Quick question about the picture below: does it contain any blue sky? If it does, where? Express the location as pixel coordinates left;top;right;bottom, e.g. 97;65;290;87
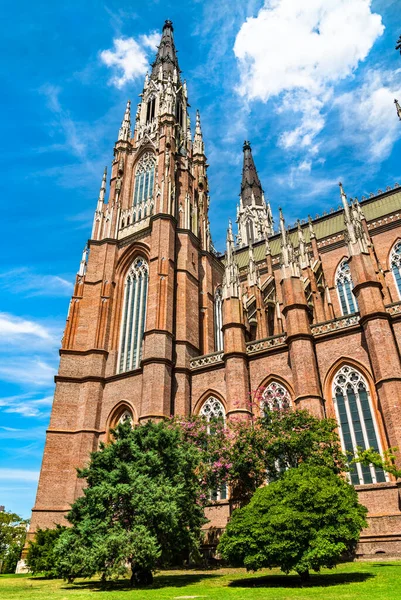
1;0;400;518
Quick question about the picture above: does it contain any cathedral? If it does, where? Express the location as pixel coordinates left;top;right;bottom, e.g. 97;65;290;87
29;20;401;557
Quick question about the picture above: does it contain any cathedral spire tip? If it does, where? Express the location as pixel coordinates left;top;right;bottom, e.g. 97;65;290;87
151;19;179;81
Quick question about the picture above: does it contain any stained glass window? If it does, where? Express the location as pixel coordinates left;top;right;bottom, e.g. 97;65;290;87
333;365;386;485
336;260;358;315
390;241;401;298
118;257;149;373
133;152;156;207
214;287;224;352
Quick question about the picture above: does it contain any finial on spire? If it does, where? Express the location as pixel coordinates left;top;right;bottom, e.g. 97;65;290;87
99;166;107;203
395;99;401;121
308;215;316;239
118;100;131;142
78;246;88;277
339;181;352;226
279;207;286;241
243;140;251;152
223;219;241;299
193;109;205;155
163;19;174;31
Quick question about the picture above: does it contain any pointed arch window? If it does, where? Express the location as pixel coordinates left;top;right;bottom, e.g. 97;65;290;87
261;381;291;413
118;257;149;373
335;260;358;315
133;152;156;207
390;241;401;298
333;365;387;486
214;287;224;352
200;397;227;501
146;97;156;123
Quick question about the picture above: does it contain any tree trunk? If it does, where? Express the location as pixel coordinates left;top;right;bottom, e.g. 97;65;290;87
130;565;153;587
298;570;310;582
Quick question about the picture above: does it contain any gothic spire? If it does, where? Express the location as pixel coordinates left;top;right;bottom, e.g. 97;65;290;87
223;220;241;299
248;241;259;287
308;215;316;239
77;246;88;277
97;167;107;210
279;208;298;276
118;100;131;141
237;141;273;246
297;219;308;267
193;109;205;155
241;140;263;206
339;182;369;255
151;20;180;81
395;99;401;121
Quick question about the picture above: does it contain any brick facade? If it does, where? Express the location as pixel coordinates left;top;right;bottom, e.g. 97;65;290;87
27;20;401;559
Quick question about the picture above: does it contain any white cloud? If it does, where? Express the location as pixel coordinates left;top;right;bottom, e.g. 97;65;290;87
0;313;53;341
0;358;56;387
0;469;39;482
40;85;86;158
0;314;59;391
0;393;53;417
234;0;384;151
335;69;401;163
0;268;73;298
100;33;158;88
140;31;159;51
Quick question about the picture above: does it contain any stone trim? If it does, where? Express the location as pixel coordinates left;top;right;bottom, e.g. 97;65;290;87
311;314;360;336
387;301;401;316
246;334;287;355
190;351;224;370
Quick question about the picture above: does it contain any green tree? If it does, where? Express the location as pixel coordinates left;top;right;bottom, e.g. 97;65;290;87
54;420;206;585
26;525;66;577
226;408;347;505
0;509;28;573
218;464;367;581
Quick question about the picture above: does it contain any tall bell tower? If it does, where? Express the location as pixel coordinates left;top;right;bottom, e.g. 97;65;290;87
28;20;223;539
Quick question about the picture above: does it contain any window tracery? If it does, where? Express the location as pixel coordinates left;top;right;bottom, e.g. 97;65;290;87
332;365;386;485
133;152;156;207
200;396;225;423
390;241;401;298
214;287;224;352
335;260;358;316
200;397;227;501
262;381;291;412
118;256;149;373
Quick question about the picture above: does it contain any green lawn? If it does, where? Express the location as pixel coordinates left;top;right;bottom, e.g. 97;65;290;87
2;561;401;599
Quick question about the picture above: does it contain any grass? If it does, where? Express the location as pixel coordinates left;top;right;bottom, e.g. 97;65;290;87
2;561;401;599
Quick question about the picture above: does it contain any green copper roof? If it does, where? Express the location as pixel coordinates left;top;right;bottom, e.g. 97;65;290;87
231;187;401;269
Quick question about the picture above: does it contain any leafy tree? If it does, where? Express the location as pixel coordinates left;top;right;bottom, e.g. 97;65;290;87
0;509;28;573
226;408;347;505
26;525;66;577
218;464;367;581
354;446;401;479
54;420;207;585
396;35;401;55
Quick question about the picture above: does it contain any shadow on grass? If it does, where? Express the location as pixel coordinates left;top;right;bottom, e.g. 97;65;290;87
63;573;220;592
229;571;375;588
370;563;401;567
